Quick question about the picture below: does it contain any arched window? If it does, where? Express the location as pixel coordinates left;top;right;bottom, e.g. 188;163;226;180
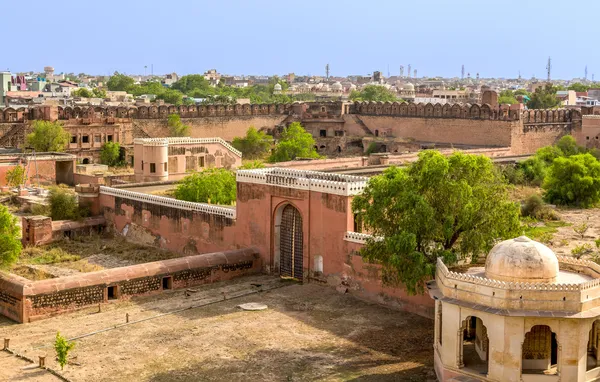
522;325;558;376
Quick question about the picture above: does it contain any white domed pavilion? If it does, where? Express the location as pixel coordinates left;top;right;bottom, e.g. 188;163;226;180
429;236;600;381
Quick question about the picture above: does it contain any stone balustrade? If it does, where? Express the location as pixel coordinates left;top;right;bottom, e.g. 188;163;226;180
99;186;236;219
133;137;242;158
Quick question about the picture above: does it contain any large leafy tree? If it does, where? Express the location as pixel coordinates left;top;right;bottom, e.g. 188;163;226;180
26;121;70;152
527;83;561;109
172;75;211;94
0;204;22;269
543;153;600;207
268;122;320;162
174;168;236;205
156;89;184;105
232;127;272;159
167;114;190;137
352;151;521;294
106;72;135;91
498;90;518;105
349;85;399;102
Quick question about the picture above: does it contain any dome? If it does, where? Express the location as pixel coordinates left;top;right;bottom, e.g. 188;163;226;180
404;82;415;90
484;236;559;283
274;83;282;91
331;82;343;91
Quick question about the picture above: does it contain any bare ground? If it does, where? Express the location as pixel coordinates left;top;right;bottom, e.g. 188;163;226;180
0;275;434;382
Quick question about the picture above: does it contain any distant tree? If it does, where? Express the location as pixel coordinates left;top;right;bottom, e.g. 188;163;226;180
514;89;531;97
106;72;135;91
268;122;320;162
100;142;122;166
54;332;75;371
5;165;25;187
352;151;521;294
129;81;165;97
92;87;107;98
26;121;70;152
568;82;589;92
349;85;398;102
167;114;190;137
527;84;561;109
172;75;211;94
71;88;93;98
0;204;22;269
232;127;272;159
156;89;184;105
498;89;518;105
238;160;265;169
543;153;600;207
174;168;236;205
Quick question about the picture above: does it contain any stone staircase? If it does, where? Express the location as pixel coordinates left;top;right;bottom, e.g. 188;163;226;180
0;124;26;148
351;115;373;136
132;122;151;139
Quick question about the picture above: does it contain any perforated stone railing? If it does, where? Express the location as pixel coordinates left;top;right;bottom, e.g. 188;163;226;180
133;137;242;158
99;186;236;219
343;231;373;244
236;168;369;196
437;256;600;292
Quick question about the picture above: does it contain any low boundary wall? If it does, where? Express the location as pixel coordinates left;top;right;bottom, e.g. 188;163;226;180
1;247;260;323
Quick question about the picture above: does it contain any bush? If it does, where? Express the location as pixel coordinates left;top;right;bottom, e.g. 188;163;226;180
25;120;70;152
167;114;190;137
573;222;590;239
100;142;122;166
54;332;75;370
521;194;559;220
5;165;26;187
543;153;600;207
499;164;526;185
239;160;265;169
48;186;89;221
268;122;320;163
174;168;236;205
232;127;272;159
31;203;50;216
0;204;22;268
572;243;594;259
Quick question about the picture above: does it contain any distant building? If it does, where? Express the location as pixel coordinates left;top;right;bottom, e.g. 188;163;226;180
0;71;12;104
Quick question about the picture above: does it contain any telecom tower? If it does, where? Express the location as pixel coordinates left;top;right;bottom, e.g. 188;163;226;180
400;65;404;77
585;65;588;81
546;57;552;81
413;69;417;78
461;64;465;80
407;64;411;78
476;72;479;80
325;64;330;81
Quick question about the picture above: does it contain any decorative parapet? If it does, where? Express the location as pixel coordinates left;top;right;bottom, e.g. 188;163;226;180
236;168;369;196
436;256;600;292
99;186;236;219
344;231;373;244
133;137;242;158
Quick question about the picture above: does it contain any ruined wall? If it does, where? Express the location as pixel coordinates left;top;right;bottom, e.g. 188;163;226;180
15;248;260;322
99;189;237;255
350;115;516;147
134;115;286;141
0;274;26;323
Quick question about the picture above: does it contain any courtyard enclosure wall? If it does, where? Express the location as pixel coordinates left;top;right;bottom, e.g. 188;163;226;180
3;248;259;323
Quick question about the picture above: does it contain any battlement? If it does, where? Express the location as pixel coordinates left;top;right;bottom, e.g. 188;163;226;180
236;168;369;196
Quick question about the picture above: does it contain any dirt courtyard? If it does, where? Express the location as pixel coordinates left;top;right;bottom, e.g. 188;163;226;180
0;275;434;382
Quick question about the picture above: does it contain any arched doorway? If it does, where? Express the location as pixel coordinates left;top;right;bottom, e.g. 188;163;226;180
460;316;489;376
279;204;303;280
522;325;558;376
82;158;90;164
588;320;600;371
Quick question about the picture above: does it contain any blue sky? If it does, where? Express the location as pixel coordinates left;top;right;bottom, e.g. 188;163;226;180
5;0;598;79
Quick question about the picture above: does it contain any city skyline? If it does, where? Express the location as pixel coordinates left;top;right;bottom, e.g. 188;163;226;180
3;0;599;80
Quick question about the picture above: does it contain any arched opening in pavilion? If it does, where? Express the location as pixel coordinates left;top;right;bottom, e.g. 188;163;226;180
461;316;489;376
587;320;600;372
522;325;558;376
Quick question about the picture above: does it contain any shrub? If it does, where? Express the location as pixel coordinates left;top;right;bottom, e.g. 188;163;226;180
572;243;594;259
239;160;265;169
0;204;22;268
31;203;50;216
48;186;88;221
174;168;236;205
232;127;272;159
54;332;75;370
167;114;190;137
5;165;26;187
268;122;320;162
365;142;379;155
100;142;122;166
573;222;590;239
521;194;559;220
26;120;70;152
499;164;525;185
543;153;600;207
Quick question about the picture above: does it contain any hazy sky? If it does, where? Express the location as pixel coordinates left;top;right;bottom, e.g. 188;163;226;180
5;0;598;79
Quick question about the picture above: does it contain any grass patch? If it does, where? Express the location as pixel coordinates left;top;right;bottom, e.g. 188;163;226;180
21;247;81;264
522;220;570;241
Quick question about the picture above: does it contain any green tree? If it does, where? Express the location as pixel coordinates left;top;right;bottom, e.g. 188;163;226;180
352;151;521;294
71;88;93;98
92;87;107;98
26;121;70;152
100;142;122;166
0;204;22;269
268;122;320;162
239;160;265;169
543;153;600;207
232;127;272;159
527;84;561;109
48;186;87;221
5;165;26;187
106;72;134;91
172;75;211;94
54;332;75;371
514;89;531;97
349;85;399;102
498;90;518;105
174;168;236;205
167;114;190;137
156;89;184;105
568;82;589;92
